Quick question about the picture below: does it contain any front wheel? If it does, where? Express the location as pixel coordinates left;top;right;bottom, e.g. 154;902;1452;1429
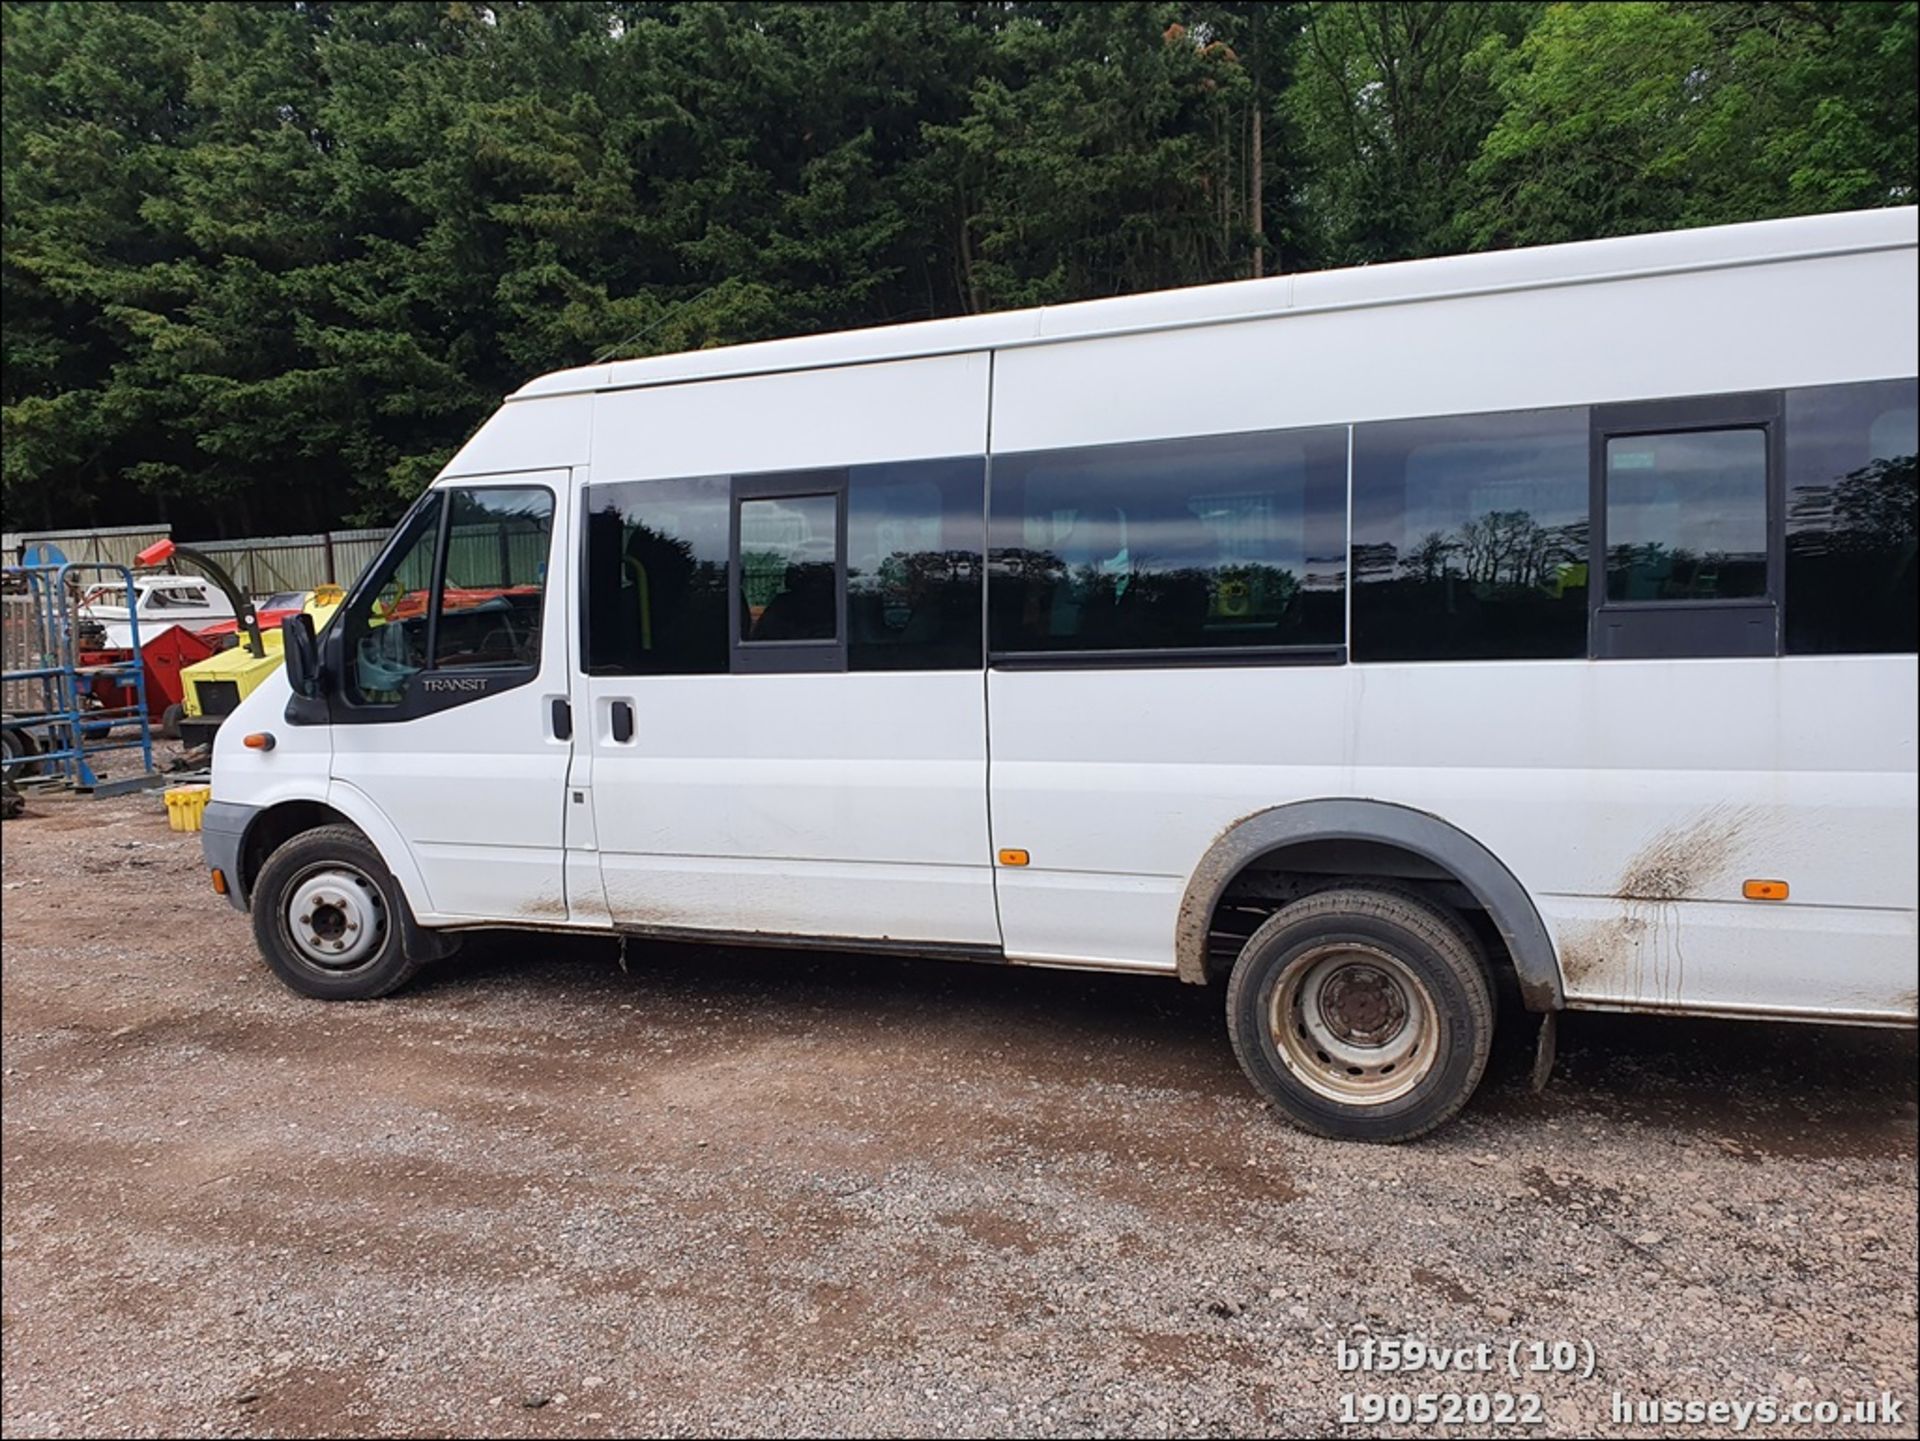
251;824;425;1000
1226;886;1494;1143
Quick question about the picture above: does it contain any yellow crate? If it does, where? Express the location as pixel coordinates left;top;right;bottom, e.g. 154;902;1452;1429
165;785;211;833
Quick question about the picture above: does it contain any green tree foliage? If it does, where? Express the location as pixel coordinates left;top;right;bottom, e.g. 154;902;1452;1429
2;1;1913;534
1288;2;1539;260
1467;1;1918;245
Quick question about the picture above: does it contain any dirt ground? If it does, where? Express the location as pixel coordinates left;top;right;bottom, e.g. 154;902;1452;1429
2;786;1916;1440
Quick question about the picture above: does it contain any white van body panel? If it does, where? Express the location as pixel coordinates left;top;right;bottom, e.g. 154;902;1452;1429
987;656;1918;1017
443;392;594;478
991;248;1918;454
585;671;997;945
590;350;993;479
208;666;334;815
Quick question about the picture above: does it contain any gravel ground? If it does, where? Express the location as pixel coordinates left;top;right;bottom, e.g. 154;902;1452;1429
2;785;1916;1439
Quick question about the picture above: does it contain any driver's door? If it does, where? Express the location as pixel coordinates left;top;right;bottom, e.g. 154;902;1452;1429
326;473;573;921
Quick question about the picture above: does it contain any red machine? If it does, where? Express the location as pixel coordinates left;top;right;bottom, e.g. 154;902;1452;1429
76;624;220;726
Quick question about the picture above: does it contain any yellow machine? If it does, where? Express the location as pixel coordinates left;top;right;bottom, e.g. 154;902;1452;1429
176;587;343;749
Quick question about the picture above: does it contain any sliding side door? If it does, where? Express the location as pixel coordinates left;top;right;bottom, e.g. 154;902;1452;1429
576;354;1000;950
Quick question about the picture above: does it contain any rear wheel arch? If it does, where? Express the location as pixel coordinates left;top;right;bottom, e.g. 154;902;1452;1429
1175;799;1565;1011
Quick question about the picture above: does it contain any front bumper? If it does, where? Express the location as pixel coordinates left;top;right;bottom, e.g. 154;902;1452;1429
199;799;258;912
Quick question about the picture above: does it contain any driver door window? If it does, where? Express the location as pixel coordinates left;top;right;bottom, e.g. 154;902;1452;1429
433;489;554;670
345;494;443;704
343;487;554;706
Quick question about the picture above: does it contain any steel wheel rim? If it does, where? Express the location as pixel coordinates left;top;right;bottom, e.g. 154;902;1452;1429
1270;943;1438;1105
285;865;386;970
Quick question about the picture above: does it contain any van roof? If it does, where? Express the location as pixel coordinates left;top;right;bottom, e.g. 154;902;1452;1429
509;206;1917;403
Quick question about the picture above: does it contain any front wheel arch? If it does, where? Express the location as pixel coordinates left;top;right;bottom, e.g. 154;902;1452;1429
239;801;457;966
240;799;352;902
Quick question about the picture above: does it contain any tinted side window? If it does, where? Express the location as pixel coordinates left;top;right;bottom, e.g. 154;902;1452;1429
1785;379;1919;655
989;427;1348;654
433;488;553;669
739;493;840;642
1352;408;1589;662
848;457;983;670
583;477;729;675
1603;429;1768;602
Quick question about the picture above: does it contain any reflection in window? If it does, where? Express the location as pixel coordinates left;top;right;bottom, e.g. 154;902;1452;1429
740;494;838;642
431;488;553;669
345;493;442;704
583;476;730;675
586;464;984;675
1785;380;1918;655
848;458;983;670
989;427;1348;653
1352;408;1589;661
1604;429;1767;602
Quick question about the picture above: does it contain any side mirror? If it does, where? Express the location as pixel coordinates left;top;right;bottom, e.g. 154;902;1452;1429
282;612;322;698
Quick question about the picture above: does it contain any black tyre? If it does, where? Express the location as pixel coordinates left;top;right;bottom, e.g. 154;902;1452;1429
158;703;183;741
1;726;39;779
1226;886;1494;1143
250;823;425;1000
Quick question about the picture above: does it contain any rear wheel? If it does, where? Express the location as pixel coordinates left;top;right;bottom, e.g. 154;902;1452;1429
1226;886;1494;1143
251;824;425;1000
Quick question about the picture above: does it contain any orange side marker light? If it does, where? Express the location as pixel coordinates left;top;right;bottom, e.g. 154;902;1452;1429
210;868;229;896
1742;879;1789;901
243;732;275;751
998;848;1030;867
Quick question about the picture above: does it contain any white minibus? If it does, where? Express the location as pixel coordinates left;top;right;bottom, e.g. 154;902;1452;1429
203;207;1919;1141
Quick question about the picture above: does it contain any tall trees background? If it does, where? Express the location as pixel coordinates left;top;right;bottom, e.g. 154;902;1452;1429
3;1;1913;534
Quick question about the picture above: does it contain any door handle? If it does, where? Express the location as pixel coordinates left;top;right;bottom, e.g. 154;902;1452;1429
550;696;572;740
610;699;634;744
